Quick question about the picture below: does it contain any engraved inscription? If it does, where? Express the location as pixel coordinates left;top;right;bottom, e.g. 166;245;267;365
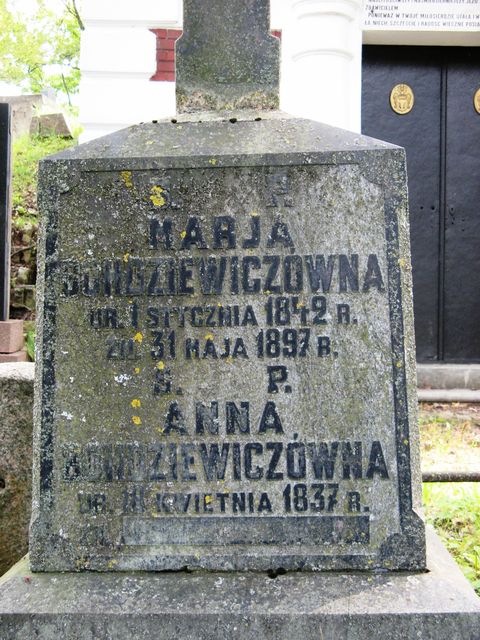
37;163;409;570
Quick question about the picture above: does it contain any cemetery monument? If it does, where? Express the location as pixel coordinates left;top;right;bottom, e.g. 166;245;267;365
0;0;479;637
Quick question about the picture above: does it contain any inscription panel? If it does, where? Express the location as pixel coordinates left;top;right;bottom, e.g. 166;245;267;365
364;0;480;31
32;161;419;571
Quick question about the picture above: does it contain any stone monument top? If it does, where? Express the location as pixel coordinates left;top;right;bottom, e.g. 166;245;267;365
28;0;426;574
176;0;280;112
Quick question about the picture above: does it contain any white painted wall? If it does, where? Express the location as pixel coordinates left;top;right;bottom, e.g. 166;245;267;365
79;0;478;142
280;0;363;132
79;0;366;141
79;0;181;141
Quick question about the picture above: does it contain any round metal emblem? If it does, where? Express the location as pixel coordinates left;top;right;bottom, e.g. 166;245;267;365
390;84;414;115
474;88;480;115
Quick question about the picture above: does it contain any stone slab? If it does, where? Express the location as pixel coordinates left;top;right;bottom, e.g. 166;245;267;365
0;320;24;354
31;112;424;572
417;363;480;391
0;528;478;639
0;350;28;363
0;362;35;381
0;362;34;576
30;113;73;139
418;389;480;403
0;95;56;140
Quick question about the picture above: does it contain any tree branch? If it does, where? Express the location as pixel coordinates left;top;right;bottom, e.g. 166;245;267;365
67;0;85;31
61;72;72;105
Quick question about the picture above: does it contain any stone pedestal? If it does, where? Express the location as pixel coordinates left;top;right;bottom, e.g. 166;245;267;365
0;320;26;363
0;529;478;639
0;363;35;576
0;350;28;363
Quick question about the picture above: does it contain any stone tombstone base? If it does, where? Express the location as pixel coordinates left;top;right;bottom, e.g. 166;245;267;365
0;363;35;576
0;320;24;354
0;350;28;363
0;529;478;639
0;321;27;363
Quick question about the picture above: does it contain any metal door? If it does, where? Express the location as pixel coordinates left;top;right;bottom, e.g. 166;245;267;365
0;103;11;322
362;46;480;363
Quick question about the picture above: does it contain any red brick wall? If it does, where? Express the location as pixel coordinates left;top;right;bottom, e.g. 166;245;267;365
151;29;281;82
150;29;182;81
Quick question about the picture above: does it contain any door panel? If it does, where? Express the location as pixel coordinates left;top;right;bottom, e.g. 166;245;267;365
444;52;480;361
362;47;442;362
362;46;480;363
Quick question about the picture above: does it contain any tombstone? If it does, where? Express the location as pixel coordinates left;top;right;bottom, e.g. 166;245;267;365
0;103;26;363
0;1;479;637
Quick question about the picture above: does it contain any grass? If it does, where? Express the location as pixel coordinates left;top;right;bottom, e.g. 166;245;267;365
12;133;77;223
423;483;480;594
419;404;480;594
10;132;78;330
419;406;479;473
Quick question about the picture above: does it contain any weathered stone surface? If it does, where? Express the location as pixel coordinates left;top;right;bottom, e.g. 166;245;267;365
417;363;480;390
30;113;73;139
0;320;24;354
31;112;424;572
1;529;479;639
176;0;280;112
0;350;28;363
0;95;56;140
0;363;34;575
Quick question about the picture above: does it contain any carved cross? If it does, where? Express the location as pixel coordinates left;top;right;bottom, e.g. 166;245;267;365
176;0;280;113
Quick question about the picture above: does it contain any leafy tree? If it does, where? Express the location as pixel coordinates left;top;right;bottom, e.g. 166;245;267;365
0;0;83;104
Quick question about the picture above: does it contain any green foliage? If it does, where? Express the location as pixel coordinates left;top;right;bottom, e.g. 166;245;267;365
10;133;78;320
423;483;480;594
0;0;81;101
25;328;35;361
12;132;77;219
419;409;479;471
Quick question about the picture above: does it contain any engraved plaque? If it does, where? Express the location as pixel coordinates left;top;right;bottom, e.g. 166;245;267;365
474;87;480;115
390;84;414;115
31;116;425;571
